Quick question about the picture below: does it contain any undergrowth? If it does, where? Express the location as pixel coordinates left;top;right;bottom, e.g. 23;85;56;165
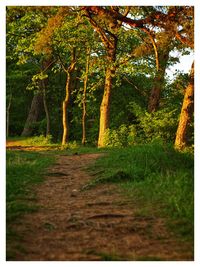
20;135;53;146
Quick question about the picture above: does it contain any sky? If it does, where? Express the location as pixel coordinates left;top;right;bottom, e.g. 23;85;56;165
166;52;194;80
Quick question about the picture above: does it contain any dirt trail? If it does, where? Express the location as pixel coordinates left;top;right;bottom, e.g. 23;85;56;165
8;152;193;261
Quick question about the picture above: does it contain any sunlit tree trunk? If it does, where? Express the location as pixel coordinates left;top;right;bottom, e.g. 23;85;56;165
21;92;43;137
175;62;194;150
62;75;71;145
83;7;119;147
82;48;90;145
98;51;117;147
61;48;76;146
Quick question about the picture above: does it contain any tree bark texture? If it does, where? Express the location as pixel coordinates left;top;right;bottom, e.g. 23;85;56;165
42;79;50;136
148;49;170;113
61;48;76;146
21;93;43;137
82;48;90;145
62;74;72;145
175;62;194;150
98;60;116;147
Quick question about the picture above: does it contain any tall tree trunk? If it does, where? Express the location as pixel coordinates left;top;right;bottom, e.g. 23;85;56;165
175;62;194;150
84;8;119;147
61;48;76;146
42;80;50;136
148;50;169;113
62;74;71;145
98;54;116;147
82;48;90;145
6;94;12;138
21;93;43;137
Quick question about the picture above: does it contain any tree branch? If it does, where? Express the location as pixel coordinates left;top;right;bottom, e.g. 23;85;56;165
175;32;194;49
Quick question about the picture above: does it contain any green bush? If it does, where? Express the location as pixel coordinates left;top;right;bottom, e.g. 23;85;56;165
129;102;178;143
103;124;136;148
22;135;52;146
61;140;79;150
103;104;179;148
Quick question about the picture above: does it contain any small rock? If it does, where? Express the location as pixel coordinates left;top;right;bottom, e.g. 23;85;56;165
71;189;78;197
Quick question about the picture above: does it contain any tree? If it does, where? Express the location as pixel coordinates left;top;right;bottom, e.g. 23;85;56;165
172;7;194;149
59;48;76;145
81;47;91;145
175;62;194;150
83;7;131;147
6;6;194;149
89;6;192;115
6;7;56;137
21;93;43;136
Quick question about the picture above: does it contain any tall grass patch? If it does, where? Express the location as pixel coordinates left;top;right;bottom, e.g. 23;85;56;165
6;151;54;222
91;143;194;237
6;151;54;259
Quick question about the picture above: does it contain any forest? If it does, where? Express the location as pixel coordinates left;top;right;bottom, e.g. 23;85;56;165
6;6;194;261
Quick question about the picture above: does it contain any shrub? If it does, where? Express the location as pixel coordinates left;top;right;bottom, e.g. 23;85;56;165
61;141;79;150
129;102;178;144
103;124;137;147
23;135;52;146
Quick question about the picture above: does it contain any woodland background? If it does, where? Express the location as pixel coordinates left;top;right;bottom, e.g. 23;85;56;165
6;6;194;150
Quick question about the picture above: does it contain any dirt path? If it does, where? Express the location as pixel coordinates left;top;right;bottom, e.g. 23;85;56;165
9;153;193;261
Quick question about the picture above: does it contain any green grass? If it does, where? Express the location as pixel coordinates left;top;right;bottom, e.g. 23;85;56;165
6;150;55;259
88;143;194;239
7;135;58;147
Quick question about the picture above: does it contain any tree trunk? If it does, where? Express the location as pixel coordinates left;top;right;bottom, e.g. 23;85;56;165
83;8;118;147
61;49;76;146
62;74;71;145
98;59;116;147
42;80;50;136
175;62;194;150
21;93;43;137
82;48;90;145
6;94;12;138
148;49;170;113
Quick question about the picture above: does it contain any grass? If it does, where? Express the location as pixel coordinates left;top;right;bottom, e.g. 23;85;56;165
88;143;194;240
7;135;56;146
6;150;55;259
7;136;107;153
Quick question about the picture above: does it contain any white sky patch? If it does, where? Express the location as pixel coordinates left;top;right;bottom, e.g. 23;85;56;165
166;52;194;80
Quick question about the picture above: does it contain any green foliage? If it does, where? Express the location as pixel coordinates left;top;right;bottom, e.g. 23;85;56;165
90;144;194;230
22;135;53;146
103;124;136;147
61;140;79;150
129;103;179;143
103;103;178;147
6;63;38;135
6;6;194;149
26;72;48;91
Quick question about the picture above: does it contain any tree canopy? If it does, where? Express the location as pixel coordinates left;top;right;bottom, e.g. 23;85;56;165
6;6;194;150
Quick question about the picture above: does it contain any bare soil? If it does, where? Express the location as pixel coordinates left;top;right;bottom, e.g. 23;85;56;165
7;148;193;261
